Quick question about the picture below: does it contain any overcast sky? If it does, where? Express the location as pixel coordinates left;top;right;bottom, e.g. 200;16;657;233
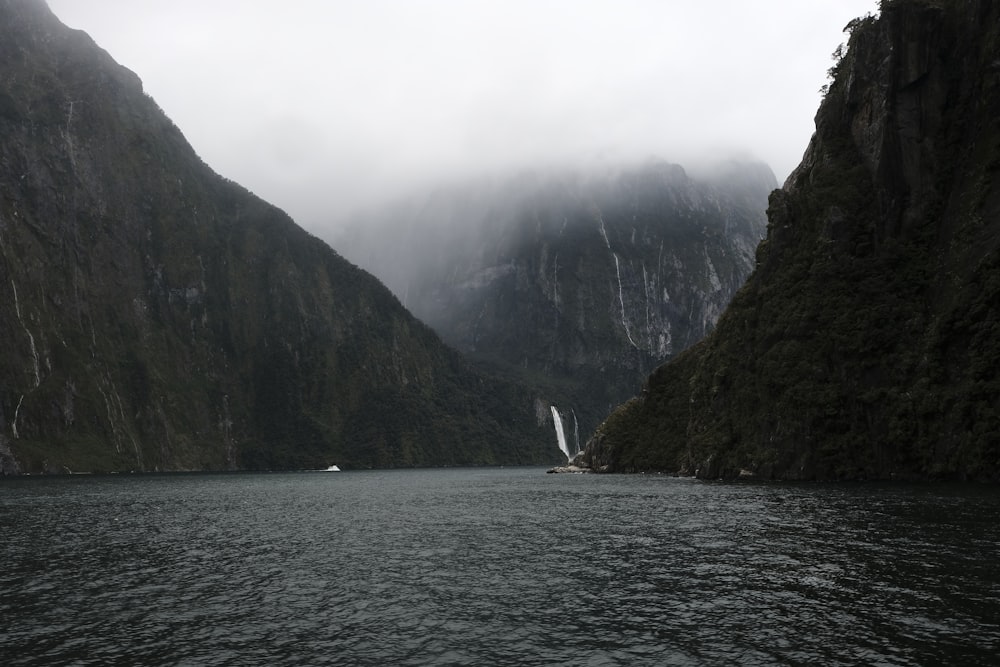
47;0;878;233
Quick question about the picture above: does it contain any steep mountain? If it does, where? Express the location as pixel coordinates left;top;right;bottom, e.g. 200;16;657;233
0;0;556;474
579;0;1000;480
335;162;774;450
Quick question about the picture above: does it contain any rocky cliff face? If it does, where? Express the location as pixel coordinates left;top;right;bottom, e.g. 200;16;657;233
0;0;555;473
335;162;773;446
580;0;1000;480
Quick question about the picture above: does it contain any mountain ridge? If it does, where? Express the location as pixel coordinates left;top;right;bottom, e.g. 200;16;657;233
335;159;774;446
0;0;556;473
578;0;1000;480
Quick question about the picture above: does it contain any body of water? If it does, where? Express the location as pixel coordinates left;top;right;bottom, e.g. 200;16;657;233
2;468;998;665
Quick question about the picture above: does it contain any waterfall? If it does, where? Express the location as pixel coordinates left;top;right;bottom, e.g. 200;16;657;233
11;280;41;388
550;406;572;462
572;409;580;455
598;215;611;249
614;254;639;349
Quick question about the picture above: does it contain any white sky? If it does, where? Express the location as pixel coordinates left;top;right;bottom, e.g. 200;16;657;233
46;0;878;233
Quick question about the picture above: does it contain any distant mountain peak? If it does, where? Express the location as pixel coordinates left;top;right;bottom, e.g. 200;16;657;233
335;160;775;442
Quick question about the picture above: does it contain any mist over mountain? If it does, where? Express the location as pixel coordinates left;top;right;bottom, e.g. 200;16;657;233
44;1;879;235
579;0;1000;480
0;0;557;473
335;160;775;444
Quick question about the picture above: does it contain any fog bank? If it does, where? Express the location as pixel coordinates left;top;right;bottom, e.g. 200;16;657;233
47;0;878;234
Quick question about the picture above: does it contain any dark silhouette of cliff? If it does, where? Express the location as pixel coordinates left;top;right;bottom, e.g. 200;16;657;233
581;0;1000;480
0;0;555;473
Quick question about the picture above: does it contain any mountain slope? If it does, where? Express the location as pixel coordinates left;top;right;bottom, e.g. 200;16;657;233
336;162;773;447
579;0;1000;480
0;0;554;473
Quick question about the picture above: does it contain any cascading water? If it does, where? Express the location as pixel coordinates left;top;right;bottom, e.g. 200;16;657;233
572;409;580;455
550;406;573;462
613;254;639;349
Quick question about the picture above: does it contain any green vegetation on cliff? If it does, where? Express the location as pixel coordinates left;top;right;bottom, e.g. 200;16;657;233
0;0;555;473
581;0;1000;480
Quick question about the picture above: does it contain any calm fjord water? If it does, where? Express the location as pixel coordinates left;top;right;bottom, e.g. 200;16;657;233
2;468;998;666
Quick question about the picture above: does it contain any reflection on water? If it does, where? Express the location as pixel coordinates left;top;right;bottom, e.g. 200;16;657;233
2;469;999;665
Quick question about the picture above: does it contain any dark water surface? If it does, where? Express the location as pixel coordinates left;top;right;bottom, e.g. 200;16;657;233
2;468;999;665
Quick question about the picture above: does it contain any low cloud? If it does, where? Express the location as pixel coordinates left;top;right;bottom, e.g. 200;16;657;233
48;0;878;234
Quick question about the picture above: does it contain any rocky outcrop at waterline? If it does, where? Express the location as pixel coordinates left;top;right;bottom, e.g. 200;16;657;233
546;464;590;474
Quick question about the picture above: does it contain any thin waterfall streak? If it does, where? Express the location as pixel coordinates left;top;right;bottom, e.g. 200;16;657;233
598;216;611;249
11;280;41;388
614;254;639;349
642;262;651;345
12;394;24;439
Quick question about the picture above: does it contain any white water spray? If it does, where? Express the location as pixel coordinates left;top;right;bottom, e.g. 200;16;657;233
572;409;580;455
550;406;573;462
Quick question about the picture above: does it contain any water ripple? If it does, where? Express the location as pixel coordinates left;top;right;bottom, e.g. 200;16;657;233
2;471;999;665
